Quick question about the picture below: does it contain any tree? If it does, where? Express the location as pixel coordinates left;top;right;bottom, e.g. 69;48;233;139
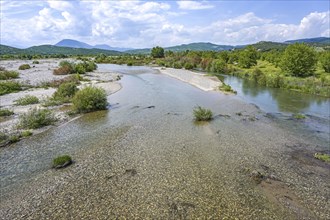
280;43;317;77
238;46;258;68
319;51;330;73
151;46;165;58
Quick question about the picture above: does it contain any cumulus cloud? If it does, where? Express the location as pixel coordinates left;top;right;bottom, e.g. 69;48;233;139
0;0;329;48
177;1;214;10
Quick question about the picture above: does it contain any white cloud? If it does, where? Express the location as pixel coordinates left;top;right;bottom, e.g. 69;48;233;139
0;0;329;48
177;1;214;10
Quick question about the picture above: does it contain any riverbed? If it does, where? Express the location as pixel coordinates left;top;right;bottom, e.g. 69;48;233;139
0;64;329;219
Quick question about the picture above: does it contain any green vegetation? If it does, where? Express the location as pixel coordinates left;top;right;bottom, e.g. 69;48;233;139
32;60;40;64
53;60;97;75
0;70;19;80
314;153;330;163
319;51;330;73
14;95;39;105
40;74;81;88
18;108;57;129
292;113;306;119
239;45;258;68
44;82;79;106
18;64;31;70
72;86;108;113
0;132;9;146
280;43;317;77
21;130;33;137
219;83;237;94
193;106;213;121
9;135;20;143
151;46;165;58
0;81;22;95
53;155;73;168
0;109;14;116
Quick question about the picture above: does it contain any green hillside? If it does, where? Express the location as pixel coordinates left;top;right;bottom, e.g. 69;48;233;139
0;45;123;56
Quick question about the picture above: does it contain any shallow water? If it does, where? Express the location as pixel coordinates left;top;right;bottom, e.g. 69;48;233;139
1;65;329;219
222;75;330;119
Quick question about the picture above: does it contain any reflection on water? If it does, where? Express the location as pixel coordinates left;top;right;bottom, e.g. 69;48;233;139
223;75;330;118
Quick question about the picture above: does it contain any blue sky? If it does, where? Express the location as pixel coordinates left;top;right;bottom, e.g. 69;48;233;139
0;0;329;48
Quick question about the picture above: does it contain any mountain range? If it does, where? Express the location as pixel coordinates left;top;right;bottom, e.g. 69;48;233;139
0;37;329;56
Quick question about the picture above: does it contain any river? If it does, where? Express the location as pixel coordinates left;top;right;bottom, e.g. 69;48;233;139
1;64;329;219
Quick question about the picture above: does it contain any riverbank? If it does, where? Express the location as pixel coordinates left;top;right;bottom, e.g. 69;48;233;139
0;59;122;145
154;67;222;91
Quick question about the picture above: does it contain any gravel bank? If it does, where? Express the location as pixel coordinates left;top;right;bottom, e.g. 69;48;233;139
155;67;222;91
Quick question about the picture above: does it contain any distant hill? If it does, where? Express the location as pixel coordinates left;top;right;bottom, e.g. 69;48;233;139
285;37;330;44
0;44;123;56
55;39;132;52
127;42;235;54
250;41;288;51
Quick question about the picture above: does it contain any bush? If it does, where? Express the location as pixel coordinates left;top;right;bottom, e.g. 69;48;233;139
53;82;78;101
72;86;108;113
0;109;14;116
193;106;213;121
219;83;237;94
0;70;19;80
18;64;31;70
41;74;81;88
21;130;33;137
18;108;57;129
14;95;39;105
292;113;306;119
184;63;194;70
0;81;22;95
32;60;40;64
53;65;73;75
319;52;330;73
53;155;72;168
314;153;330;163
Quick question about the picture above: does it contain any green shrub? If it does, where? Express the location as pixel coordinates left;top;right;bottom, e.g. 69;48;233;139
15;95;39;105
184;63;194;70
292;113;306;119
72;86;108;113
314;153;330;163
53;82;78;101
0;132;8;146
0;81;22;95
32;60;40;64
0;109;14;116
193;106;213;121
9;135;20;143
21;130;33;137
219;83;237;94
53;65;73;75
18;64;31;70
0;70;19;80
319;52;330;73
18;108;57;129
53;155;72;168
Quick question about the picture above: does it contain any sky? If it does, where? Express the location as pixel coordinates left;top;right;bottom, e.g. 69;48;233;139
0;0;329;48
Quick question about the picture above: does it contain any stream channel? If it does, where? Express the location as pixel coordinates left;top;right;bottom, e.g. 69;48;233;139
1;64;329;219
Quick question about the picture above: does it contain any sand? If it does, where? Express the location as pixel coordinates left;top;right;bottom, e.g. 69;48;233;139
154;67;222;91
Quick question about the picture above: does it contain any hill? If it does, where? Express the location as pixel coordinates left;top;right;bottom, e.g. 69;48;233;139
285;37;330;44
250;41;288;51
55;39;132;52
0;44;123;56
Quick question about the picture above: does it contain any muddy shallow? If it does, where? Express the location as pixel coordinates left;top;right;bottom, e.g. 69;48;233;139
0;65;329;219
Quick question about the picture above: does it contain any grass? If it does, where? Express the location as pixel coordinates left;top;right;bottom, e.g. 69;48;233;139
18;64;31;70
219;83;237;94
0;70;19;80
21;130;33;137
18;108;57;129
314;153;330;163
14;95;39;105
225;60;330;97
0;109;14;116
72;86;108;113
193;106;213;121
292;113;306;119
53;155;72;168
0;81;22;95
